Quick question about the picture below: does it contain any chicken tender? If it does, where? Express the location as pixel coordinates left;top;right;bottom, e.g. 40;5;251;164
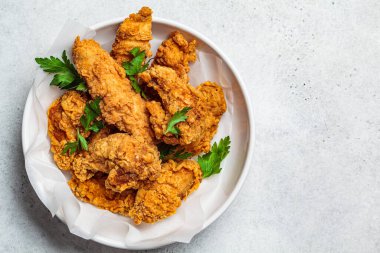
47;91;89;170
141;65;227;154
68;173;136;216
141;65;200;146
183;81;227;154
129;159;202;224
111;7;153;65
71;127;113;181
153;31;196;75
72;37;153;142
140;32;226;154
73;133;161;192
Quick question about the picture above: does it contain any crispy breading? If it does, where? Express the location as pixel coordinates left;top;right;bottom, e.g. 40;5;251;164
47;91;89;170
92;133;161;192
140;32;226;154
72;132;161;191
68;173;136;216
129;159;202;224
72;38;162;191
141;65;201;146
183;81;227;154
71;127;113;181
141;65;227;154
153;31;196;75
111;7;153;65
72;37;153;142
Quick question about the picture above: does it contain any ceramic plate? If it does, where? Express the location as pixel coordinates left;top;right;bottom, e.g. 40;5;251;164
22;17;254;249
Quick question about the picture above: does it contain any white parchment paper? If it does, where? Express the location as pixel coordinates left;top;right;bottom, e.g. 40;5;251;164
23;20;234;248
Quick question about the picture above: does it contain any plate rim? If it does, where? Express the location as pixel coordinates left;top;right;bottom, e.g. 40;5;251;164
22;16;255;250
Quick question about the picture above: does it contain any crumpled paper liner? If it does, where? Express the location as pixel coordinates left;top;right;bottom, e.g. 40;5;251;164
23;20;233;248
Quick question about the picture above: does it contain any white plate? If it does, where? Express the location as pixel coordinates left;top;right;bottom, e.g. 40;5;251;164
22;17;255;250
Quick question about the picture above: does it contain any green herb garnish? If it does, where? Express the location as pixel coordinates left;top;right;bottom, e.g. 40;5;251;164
80;97;104;133
158;143;193;161
122;47;150;99
61;129;88;155
35;50;87;91
164;107;192;137
197;136;231;178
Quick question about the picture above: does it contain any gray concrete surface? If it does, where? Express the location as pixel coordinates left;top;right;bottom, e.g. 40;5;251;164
1;0;380;252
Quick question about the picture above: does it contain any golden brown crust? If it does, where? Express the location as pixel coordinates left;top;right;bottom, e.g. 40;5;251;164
92;133;161;192
153;31;196;75
68;173;136;216
71;127;113;181
141;65;201;146
72;37;153;143
141;65;227;154
72;132;161;192
111;7;153;65
140;32;226;154
47;91;89;170
183;81;227;154
129;159;202;224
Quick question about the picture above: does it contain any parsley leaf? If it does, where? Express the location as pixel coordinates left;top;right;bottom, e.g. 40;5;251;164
123;50;145;76
130;76;147;99
158;143;174;160
130;47;140;57
197;136;231;178
77;129;88;151
61;141;78;156
158;143;193;161
164;107;192;137
122;47;150;98
173;150;193;160
88;120;104;133
35;50;87;91
61;129;88;156
80;97;104;133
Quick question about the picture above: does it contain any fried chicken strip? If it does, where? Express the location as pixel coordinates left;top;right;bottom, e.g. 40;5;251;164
152;31;196;75
73;132;161;192
71;127;113;181
141;66;226;154
129;159;202;224
141;65;201;146
184;81;227;154
72;37;153;142
140;31;226;154
47;91;90;170
72;38;162;190
68;173;136;216
111;7;153;65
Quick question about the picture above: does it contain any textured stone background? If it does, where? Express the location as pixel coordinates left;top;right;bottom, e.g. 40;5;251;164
1;0;380;252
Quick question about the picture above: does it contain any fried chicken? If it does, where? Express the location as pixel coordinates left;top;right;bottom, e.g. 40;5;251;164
45;9;229;225
72;38;162;190
68;172;136;216
183;81;227;154
152;31;196;75
140;31;226;154
142;65;200;146
72;37;153;142
47;91;90;170
71;127;113;181
111;7;153;65
70;159;201;223
92;133;160;192
129;159;202;224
